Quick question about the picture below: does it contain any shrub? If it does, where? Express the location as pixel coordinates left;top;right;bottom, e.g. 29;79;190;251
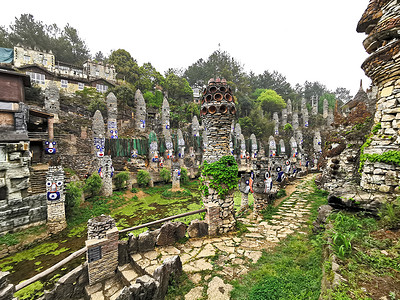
180;167;189;183
159;168;171;183
65;181;83;218
114;171;130;190
131;187;138;193
83;173;102;198
137;170;151;187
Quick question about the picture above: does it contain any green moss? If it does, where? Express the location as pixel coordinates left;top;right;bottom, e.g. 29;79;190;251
0;242;69;271
14;281;44;300
67;225;86;238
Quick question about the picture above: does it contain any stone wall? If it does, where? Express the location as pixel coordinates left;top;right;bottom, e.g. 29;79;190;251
0;142;47;235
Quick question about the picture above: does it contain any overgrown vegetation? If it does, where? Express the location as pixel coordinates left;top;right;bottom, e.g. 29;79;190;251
137;170;151;187
114;171;130;190
199;156;238;198
83;173;102;198
159;168;171;183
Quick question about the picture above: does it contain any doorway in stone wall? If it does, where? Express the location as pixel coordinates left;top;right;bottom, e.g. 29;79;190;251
30;141;43;163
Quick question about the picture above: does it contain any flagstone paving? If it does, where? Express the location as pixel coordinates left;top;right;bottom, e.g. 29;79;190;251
89;174;316;299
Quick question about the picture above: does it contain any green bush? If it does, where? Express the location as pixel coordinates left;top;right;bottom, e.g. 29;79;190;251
159;168;171;183
180;167;189;183
65;181;83;218
131;187;138;193
114;171;130;190
83;173;102;198
137;170;151;187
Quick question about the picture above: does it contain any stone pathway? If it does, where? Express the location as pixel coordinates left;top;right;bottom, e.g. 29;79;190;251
87;174;315;299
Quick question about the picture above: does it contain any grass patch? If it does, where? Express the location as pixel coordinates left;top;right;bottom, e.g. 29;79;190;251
231;178;328;299
0;225;47;247
165;272;195;300
14;280;44;300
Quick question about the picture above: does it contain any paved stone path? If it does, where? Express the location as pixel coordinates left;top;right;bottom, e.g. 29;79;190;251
87;174;315;300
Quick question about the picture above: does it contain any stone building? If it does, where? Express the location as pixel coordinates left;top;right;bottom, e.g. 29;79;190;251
357;0;400;195
0;67;47;235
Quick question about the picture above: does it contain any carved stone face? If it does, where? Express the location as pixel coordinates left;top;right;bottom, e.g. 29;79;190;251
357;0;400;83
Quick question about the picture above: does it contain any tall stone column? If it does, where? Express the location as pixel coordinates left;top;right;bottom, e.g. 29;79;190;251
200;78;237;234
106;92;118;139
171;159;181;191
135;89;147;131
292;112;299;130
357;0;400;195
86;215;118;285
149;131;159;169
269;136;277;157
46;166;67;234
250;134;258;159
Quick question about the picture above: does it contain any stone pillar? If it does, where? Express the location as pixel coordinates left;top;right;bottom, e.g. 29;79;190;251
135;89;147;131
46;166;67;234
312;96;318;115
205;202;221;236
171;160;181;191
200;78;236;234
0;272;15;300
44;80;60;113
323;99;329;119
164;130;174;169
86;215;118;285
287;99;292;115
252;158;272;215
48;117;54;141
269;136;276;157
93;110;105;158
290;137;298;159
250;134;258;159
106;92;118;139
273;112;279;135
149;131;159;169
239;175;250;210
192;116;200;137
282;108;288;125
177;129;185;160
292;112;299;130
303;108;309;128
279;139;286;157
98;156;113;197
161;97;170;130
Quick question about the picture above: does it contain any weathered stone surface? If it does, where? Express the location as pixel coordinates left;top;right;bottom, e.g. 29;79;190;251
187;219;208;238
207;276;232;300
156;221;188;246
138;231;156;252
153;255;182;300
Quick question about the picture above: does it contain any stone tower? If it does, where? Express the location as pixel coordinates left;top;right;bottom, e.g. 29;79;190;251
161;97;170;130
135;89;146;131
200;78;237;234
106;92;118;139
192;116;199;137
44;81;60;113
201;78;236;163
46;166;66;233
357;0;400;195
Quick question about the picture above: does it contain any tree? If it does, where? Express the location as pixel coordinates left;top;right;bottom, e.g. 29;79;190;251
0;26;11;47
83;173;102;198
55;24;90;64
65;181;82;218
136;62;165;92
93;51;105;62
107;84;136;107
108;49;140;84
335;87;352;104
165;69;193;103
114;171;130;190
143;90;164;108
257;89;286;114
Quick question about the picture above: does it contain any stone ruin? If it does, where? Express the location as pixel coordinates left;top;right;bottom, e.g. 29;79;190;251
106;92;118;139
200;78;236;234
44;80;60;113
46;166;67;233
135;89;146;131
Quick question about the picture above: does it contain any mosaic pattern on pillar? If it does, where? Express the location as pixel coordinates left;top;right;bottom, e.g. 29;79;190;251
45;141;56;154
46;166;64;201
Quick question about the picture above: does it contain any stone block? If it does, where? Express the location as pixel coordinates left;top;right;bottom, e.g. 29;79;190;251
187;219;208;238
379;185;391;193
138;231;156;252
156;222;187;246
127;234;138;254
381;86;394;97
8;152;21;161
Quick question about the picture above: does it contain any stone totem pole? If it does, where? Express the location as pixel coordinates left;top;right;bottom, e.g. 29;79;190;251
106;92;118;139
177;129;185;159
323;99;329;119
46;166;67;233
149;131;159;169
200;78;236;234
269;136;277;157
312;96;318;115
287;99;292;115
92;110;113;196
250;134;258;159
279;139;286;157
292;112;299;130
44;81;60;113
273;112;279;135
135;89;146;131
282;108;288;125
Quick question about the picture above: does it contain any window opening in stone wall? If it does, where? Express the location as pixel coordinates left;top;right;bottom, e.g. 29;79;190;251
78;82;85;90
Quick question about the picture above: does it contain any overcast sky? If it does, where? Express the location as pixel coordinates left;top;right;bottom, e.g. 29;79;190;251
0;0;371;96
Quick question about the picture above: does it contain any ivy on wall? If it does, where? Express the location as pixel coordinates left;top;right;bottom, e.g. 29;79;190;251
199;156;238;199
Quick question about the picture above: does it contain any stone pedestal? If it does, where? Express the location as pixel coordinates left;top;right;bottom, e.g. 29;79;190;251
205;203;221;236
86;216;118;285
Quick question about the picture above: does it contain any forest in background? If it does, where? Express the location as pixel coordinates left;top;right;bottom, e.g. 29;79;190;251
0;14;354;142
